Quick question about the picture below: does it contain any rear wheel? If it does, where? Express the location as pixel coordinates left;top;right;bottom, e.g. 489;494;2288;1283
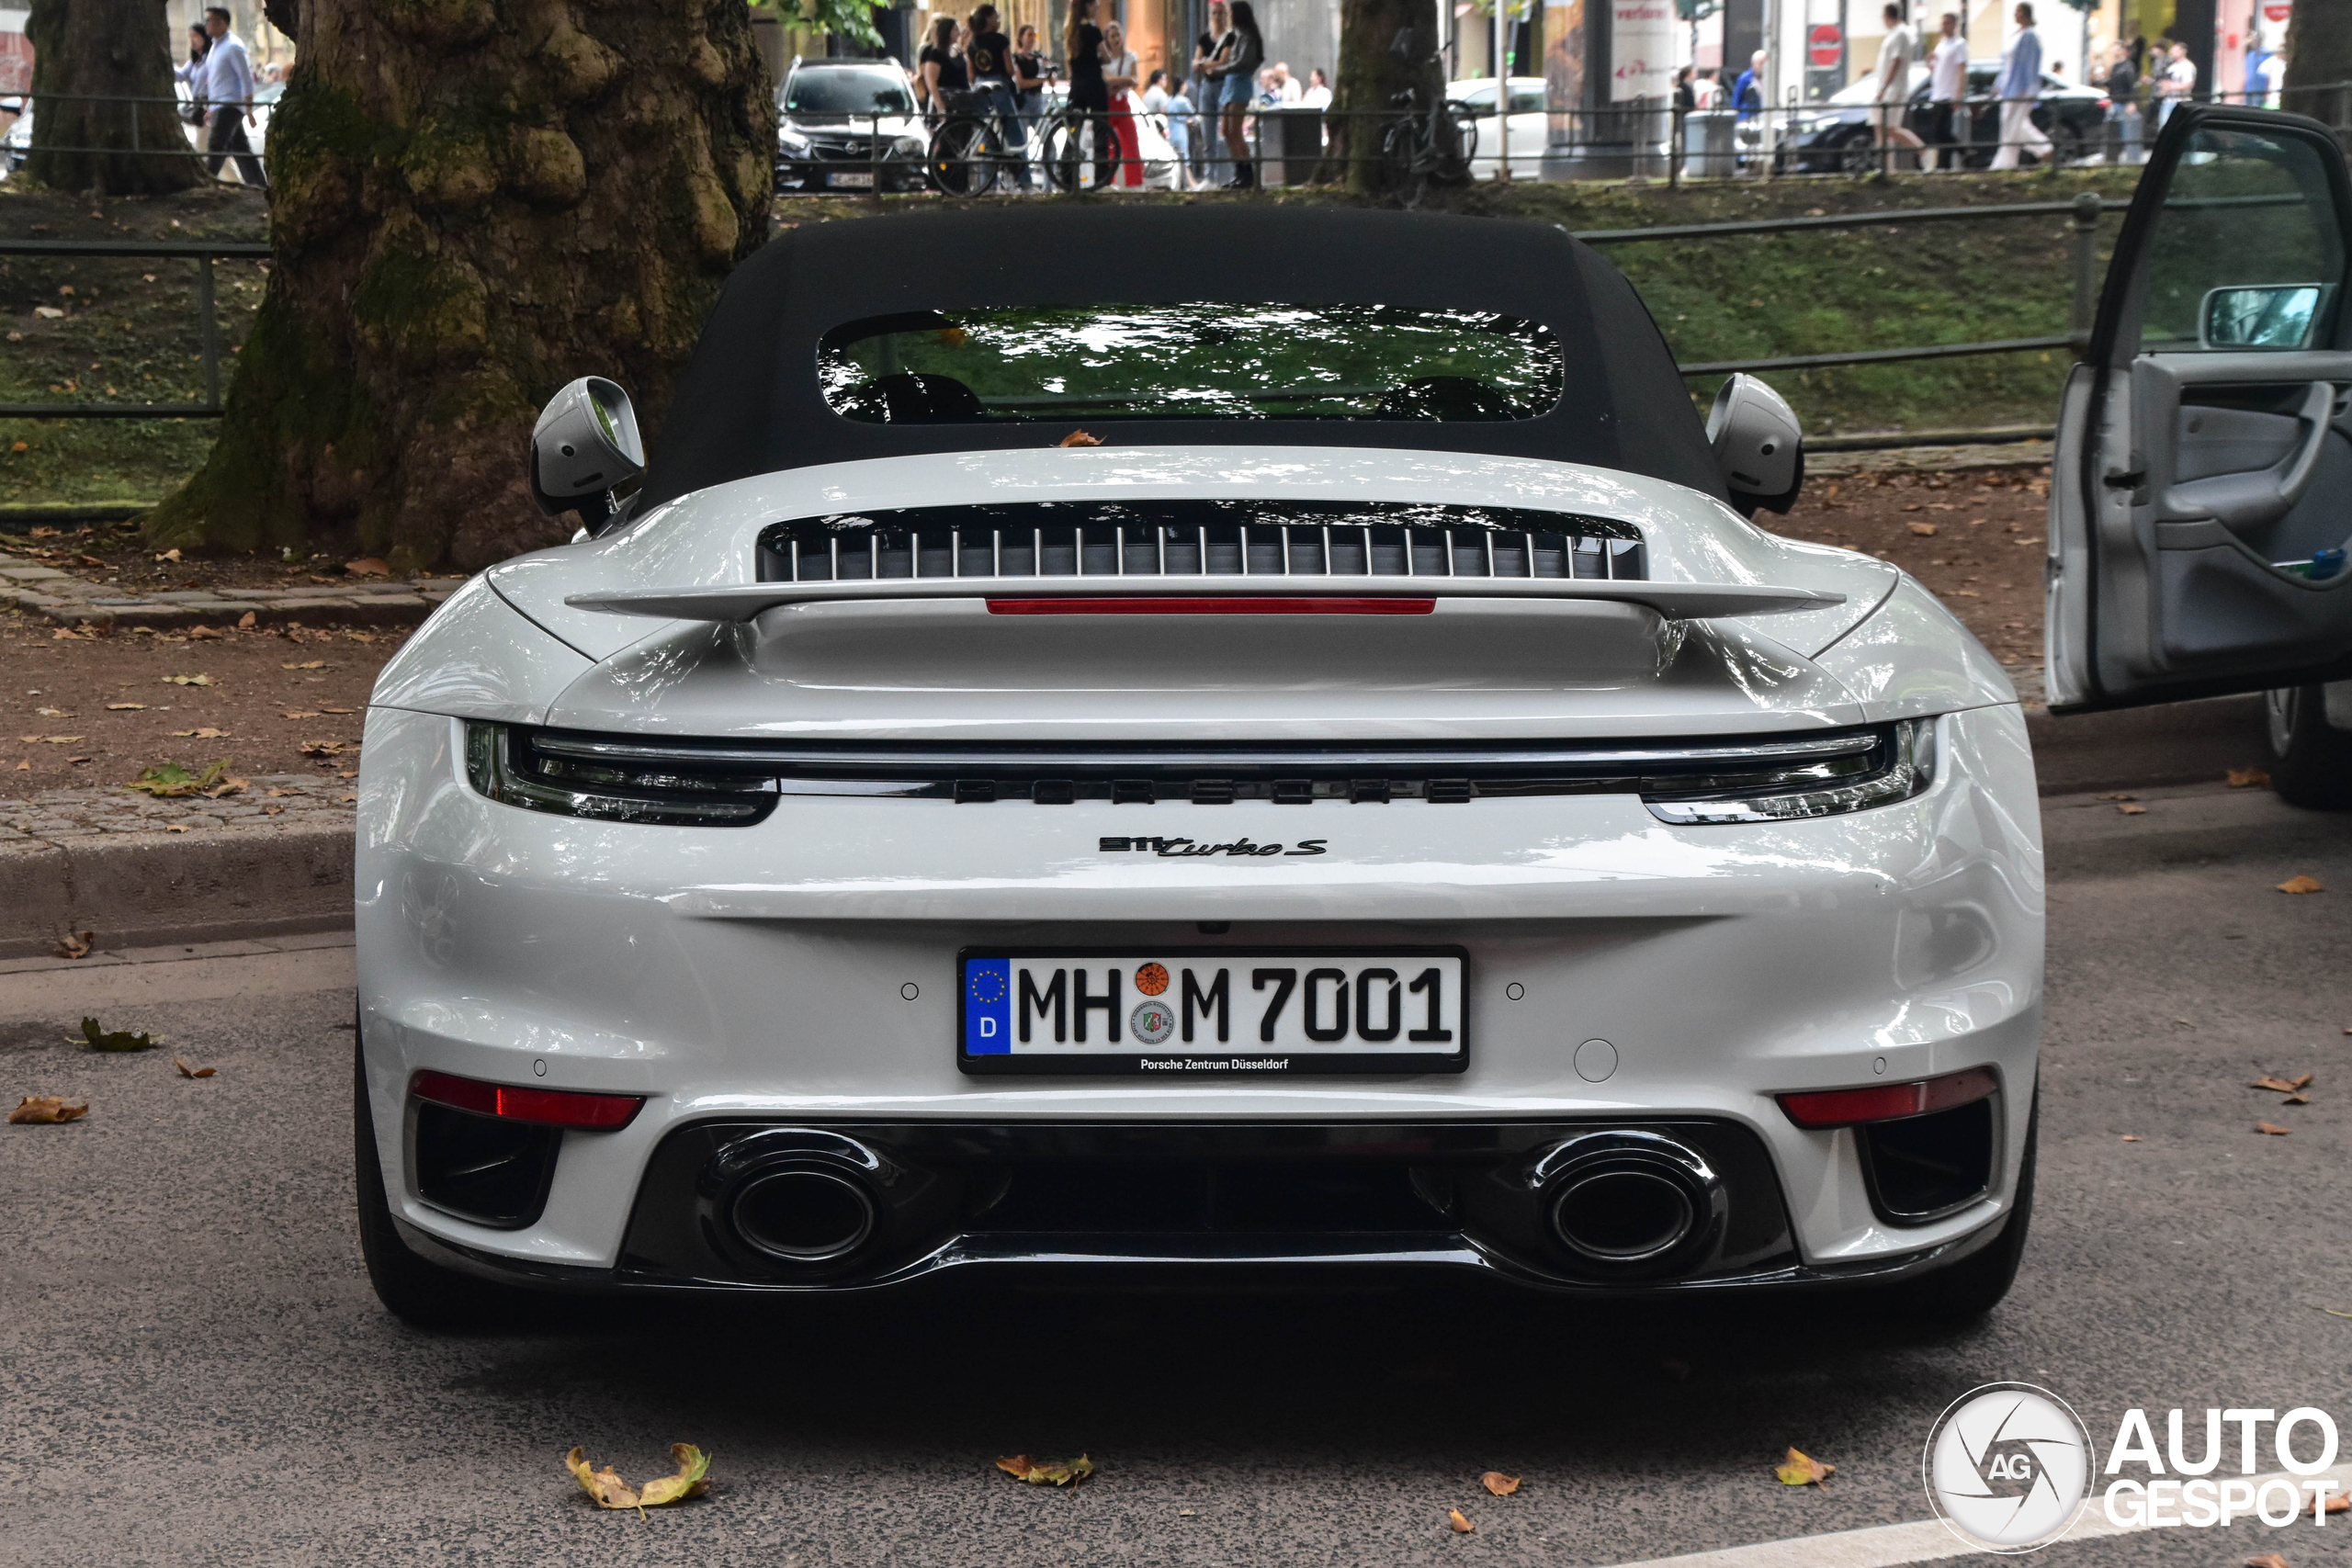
353;1019;514;1329
2265;685;2352;808
1042;113;1112;192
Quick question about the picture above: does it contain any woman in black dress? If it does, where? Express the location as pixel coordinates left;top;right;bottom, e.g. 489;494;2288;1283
1061;0;1112;187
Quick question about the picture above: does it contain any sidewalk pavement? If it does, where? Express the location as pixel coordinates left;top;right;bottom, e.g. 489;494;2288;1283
0;547;456;631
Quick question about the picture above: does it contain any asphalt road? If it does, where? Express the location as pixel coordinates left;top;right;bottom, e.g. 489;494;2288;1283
6;781;2351;1567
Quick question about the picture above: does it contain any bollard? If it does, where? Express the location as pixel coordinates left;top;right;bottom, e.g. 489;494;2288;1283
2067;189;2102;349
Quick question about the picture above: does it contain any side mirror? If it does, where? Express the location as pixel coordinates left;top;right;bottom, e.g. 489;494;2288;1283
2200;283;2326;350
1705;373;1804;517
530;377;644;532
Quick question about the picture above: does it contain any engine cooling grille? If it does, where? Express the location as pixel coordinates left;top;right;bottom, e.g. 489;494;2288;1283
755;501;1645;584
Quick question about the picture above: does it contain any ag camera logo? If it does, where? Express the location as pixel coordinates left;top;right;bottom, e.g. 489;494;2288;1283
1923;1383;2095;1552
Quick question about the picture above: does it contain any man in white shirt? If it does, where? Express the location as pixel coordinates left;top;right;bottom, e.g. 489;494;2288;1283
1873;3;1926;172
1928;10;1968;167
200;6;266;189
2155;39;2195;130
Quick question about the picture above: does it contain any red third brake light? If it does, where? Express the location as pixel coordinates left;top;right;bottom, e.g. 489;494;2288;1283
409;1069;643;1130
987;596;1436;615
1778;1066;1999;1130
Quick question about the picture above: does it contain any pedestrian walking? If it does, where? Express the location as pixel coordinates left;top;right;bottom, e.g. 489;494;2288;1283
1988;2;2048;170
1204;0;1263;186
2101;39;2141;163
199;6;265;189
175;25;211;134
967;5;1032;188
1145;69;1194;187
2154;39;2195;130
1928;11;1967;168
1063;0;1114;187
1872;3;1926;173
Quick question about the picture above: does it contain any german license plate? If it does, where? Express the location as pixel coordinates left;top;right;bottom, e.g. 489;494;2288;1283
958;950;1467;1076
828;170;876;188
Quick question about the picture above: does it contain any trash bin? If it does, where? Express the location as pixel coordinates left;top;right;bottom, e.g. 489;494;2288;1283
1255;107;1325;187
1683;109;1736;178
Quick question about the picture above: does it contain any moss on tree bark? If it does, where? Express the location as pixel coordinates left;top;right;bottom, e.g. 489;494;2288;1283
24;0;204;195
145;0;775;570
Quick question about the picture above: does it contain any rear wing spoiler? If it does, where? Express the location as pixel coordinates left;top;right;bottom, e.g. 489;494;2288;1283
563;578;1845;621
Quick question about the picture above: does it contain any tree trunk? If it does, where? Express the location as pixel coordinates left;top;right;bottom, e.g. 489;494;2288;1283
1324;0;1448;191
2281;0;2352;125
24;0;203;194
144;0;776;570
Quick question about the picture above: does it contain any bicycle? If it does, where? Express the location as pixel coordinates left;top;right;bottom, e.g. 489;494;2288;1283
928;87;1040;196
1380;28;1476;193
1039;85;1121;193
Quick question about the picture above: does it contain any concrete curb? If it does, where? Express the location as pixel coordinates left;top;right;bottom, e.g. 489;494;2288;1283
0;694;2278;960
0;818;353;960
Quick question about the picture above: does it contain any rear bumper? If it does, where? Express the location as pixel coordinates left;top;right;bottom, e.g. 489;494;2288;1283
391;1115;2014;1297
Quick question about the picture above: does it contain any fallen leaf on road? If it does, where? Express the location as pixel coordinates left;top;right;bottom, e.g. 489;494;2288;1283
2120;1134;2141;1141
2116;803;2147;816
187;626;222;641
2256;1122;2292;1136
202;776;247;799
300;739;346;757
282;660;326;670
2228;767;2272;788
2278;875;2324;895
320;706;356;715
23;735;85;744
53;930;93;959
76;1018;159;1052
1057;430;1104;447
155;547;180;562
31;305;63;319
2251;1075;2314;1093
125;760;232;798
35;707;64;717
345;558;390;577
161;674;213;686
173;1056;216;1078
1482;1472;1521;1496
169;728;231;739
281;711;320;718
236;611;255;629
2322;1307;2352;1319
1907;522;1939;536
2245;1553;2290;1568
105;703;145;711
10;1096;88;1124
565;1443;711;1512
1776;1448;1834;1486
996;1454;1095;1485
1449;1509;1476;1533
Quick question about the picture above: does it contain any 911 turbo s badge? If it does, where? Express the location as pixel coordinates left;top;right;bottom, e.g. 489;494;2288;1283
1098;836;1328;857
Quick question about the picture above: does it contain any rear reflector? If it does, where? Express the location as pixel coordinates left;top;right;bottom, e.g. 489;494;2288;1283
1778;1066;1999;1131
409;1068;643;1130
986;596;1436;615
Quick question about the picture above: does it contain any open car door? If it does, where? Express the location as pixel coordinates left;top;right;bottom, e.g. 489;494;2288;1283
2047;104;2352;717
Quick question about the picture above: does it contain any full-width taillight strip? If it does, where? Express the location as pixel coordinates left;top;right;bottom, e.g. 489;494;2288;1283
986;596;1436;615
1777;1066;1999;1130
409;1068;643;1130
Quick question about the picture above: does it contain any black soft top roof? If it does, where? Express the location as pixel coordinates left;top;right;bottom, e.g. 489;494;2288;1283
637;205;1726;511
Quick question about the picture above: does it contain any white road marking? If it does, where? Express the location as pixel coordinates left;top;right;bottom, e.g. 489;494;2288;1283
1611;1461;2352;1568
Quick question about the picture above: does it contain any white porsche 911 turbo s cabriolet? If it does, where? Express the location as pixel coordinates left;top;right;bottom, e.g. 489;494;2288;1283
355;207;2041;1326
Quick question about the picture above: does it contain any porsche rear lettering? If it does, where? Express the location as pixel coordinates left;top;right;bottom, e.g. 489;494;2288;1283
1097;836;1329;857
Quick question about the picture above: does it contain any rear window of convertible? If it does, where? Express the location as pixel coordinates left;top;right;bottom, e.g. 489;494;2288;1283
817;304;1566;424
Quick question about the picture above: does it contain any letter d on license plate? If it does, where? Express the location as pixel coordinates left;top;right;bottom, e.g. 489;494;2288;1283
957;949;1468;1076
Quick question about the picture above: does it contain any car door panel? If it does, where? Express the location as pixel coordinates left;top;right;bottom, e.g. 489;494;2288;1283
2046;104;2352;712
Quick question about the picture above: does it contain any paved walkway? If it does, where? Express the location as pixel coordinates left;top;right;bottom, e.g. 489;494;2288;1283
0;546;456;631
0;772;356;844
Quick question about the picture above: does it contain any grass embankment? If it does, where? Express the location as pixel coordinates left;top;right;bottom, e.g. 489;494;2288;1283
0;183;268;509
0;167;2139;510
